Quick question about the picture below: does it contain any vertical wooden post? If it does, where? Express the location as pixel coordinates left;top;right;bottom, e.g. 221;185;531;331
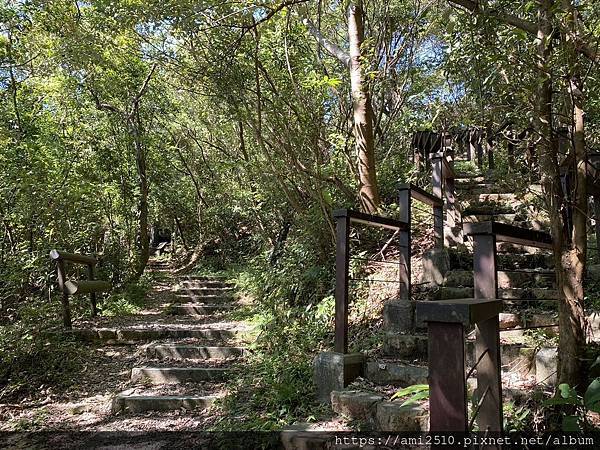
398;188;411;301
595;196;600;260
56;259;72;329
87;263;98;317
334;213;351;354
432;154;442;199
472;233;503;432
428;322;468;432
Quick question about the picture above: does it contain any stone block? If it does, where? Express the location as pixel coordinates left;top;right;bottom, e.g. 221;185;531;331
499;313;521;329
365;361;428;386
383;333;427;358
375;401;428;431
383;301;413;332
331;390;383;421
421;248;449;285
313;352;364;403
535;347;557;386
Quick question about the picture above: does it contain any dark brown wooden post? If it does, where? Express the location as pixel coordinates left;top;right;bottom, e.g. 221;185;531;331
471;230;503;433
417;299;502;434
428;321;468;431
595;196;600;260
334;211;351;354
432;154;442;200
55;258;72;329
87;263;98;317
398;187;411;300
431;154;444;249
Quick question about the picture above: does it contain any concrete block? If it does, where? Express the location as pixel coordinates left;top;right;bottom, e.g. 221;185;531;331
383;301;414;332
111;394;217;414
421;248;449;285
130;367;230;383
147;345;244;360
499;313;521;329
313;352;364;403
365;361;428;386
331;390;383;421
375;401;428;431
535;347;558;386
383;333;427;358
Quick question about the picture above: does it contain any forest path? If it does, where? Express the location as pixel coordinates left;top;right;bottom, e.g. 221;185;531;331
0;258;253;432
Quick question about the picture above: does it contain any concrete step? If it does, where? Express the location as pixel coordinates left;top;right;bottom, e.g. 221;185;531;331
455;182;506;194
382;333;427;358
365;360;428;386
111;393;218;414
172;293;235;303
131;367;230;383
330;390;428;431
70;327;242;343
444;270;555;289
175;287;234;296
166;304;235;316
178;279;235;287
145;344;244;360
434;287;558;301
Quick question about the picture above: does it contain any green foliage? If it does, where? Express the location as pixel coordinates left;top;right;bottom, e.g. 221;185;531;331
543;379;600;431
391;384;430;407
101;279;150;316
503;401;531;432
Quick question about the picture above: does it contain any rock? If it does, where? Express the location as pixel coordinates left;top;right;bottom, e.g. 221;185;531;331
501;344;535;376
365;361;428;386
313;352;364;403
383;301;414;332
535;347;558;385
330;390;383;421
421;248;449;285
499;313;521;329
280;423;333;450
383;333;427;358
375;401;428;431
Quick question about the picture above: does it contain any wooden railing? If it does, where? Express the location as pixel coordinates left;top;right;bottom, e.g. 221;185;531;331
332;209;410;354
418;221;555;433
50;250;112;328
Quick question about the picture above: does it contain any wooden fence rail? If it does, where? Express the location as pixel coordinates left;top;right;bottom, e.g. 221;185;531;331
49;249;112;328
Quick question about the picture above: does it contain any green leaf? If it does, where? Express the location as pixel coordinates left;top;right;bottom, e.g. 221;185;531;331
562;415;580;432
584;378;600;412
391;384;429;401
400;390;429;407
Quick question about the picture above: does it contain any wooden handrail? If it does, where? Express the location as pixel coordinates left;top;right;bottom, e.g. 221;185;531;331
50;249;112;328
332;209;409;231
332;209;411;354
464;221;552;249
50;249;97;265
64;280;112;295
397;183;443;207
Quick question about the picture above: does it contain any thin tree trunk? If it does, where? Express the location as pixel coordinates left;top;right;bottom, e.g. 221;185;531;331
535;0;586;387
348;1;380;213
132;111;150;277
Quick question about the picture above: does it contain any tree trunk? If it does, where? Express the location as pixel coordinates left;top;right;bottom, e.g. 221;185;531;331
348;1;380;214
132;111;150;278
535;0;586;387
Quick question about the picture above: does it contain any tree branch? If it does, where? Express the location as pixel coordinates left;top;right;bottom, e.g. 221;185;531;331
302;17;350;66
448;0;599;62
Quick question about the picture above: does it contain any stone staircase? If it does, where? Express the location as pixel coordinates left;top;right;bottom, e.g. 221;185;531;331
70;259;251;416
318;171;561;433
